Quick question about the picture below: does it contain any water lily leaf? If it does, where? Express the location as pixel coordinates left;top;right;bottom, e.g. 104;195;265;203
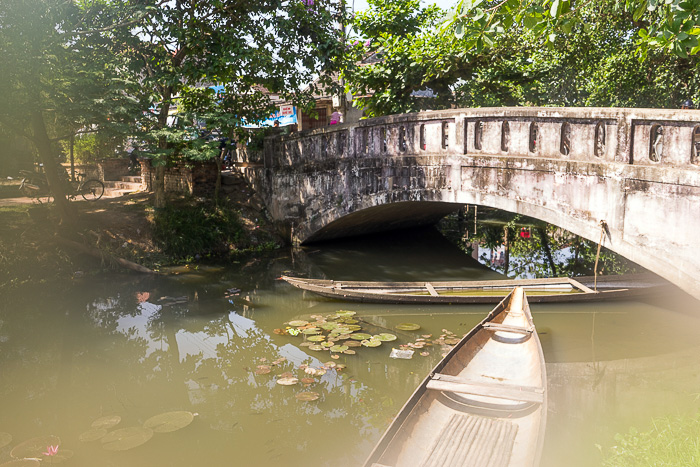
295;391;320;401
101;427;153;451
344;340;362;347
341;318;359;324
324;361;337;368
396;323;421;331
0;432;12;449
377;333;397;342
301;328;320;335
350;333;372;340
308;344;324;351
320;322;338;331
306;335;325;342
301;377;316;384
280;372;295;378
41;449;74;464
420;351;430;356
288;320;309;327
344;325;362;331
276;377;299;386
11;436;60;459
144;411;195;433
331;354;339;359
335;310;356;317
343;349;356;355
330;345;348;352
444;338;461;345
78;428;107;442
255;365;271;375
335;333;353;340
299;341;312;347
91;415;121;430
362;339;382;348
335;364;346;370
0;460;40;467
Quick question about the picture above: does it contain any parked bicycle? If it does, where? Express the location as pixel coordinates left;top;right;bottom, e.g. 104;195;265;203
19;169;105;202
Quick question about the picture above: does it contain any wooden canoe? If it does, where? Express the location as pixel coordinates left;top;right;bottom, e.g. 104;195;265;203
364;287;546;467
281;273;670;304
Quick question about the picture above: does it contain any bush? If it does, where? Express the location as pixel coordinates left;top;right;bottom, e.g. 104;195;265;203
151;199;244;259
602;414;700;466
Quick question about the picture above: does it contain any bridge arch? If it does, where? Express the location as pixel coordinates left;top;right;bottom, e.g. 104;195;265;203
238;107;700;300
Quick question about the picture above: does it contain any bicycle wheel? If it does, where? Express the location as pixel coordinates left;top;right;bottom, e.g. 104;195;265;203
80;179;105;201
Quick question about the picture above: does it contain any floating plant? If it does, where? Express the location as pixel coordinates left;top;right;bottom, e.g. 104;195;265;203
377;333;397;341
396;323;421;331
10;436;60;459
0;432;12;449
143;411;195;433
78;428;107;443
101;427;153;451
255;365;271;375
276;377;299;386
91;415;121;430
0;459;40;466
295;392;320;402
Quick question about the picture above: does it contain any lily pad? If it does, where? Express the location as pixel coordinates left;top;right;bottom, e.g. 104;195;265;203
344;325;362;331
143;411;195;433
362;339;382;348
444;338;461;345
301;328;321;335
0;432;12;449
308;344;324;351
277;377;299;386
11;436;60;459
343;349;356;355
288;320;309;327
78;428;108;442
306;335;325;342
396;323;421;331
101;427;153;451
295;391;320;401
320;322;338;331
335;310;356;317
301;377;316;384
377;333;398;341
255;365;271;375
91;415;122;430
330;345;349;352
41;449;74;464
0;460;41;467
350;333;372;340
345;340;362;347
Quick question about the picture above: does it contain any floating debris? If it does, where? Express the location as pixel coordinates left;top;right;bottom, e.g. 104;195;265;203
143;411;195;433
390;348;415;359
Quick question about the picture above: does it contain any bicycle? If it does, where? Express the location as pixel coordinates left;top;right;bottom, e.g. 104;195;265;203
19;169;105;202
68;173;105;201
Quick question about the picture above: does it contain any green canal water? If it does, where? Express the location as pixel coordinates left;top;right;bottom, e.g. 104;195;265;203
1;227;699;466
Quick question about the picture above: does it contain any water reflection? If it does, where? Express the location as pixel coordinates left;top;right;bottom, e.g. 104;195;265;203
0;226;699;466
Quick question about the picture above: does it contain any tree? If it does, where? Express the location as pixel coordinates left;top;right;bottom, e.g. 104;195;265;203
103;0;345;208
0;0;140;224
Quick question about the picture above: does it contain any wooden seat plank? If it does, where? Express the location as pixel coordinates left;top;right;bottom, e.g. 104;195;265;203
427;373;544;404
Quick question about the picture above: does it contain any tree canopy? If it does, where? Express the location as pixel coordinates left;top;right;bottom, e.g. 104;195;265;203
343;0;700;116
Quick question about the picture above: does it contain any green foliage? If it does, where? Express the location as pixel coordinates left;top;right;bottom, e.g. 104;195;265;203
151;199;245;259
602;414;700;466
60;132;124;164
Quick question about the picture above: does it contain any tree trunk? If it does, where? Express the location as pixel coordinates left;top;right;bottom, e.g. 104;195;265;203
30;111;76;225
154;89;172;209
503;226;510;276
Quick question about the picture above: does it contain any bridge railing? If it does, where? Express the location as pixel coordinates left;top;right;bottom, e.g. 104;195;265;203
264;107;700;171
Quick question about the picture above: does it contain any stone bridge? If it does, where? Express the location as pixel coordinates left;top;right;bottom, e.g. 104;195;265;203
236;107;700;300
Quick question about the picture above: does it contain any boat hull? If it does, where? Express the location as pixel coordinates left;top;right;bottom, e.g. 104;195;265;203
282;274;669;305
364;288;547;467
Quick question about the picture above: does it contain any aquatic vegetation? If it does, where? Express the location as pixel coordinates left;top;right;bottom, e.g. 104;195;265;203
143;411;196;433
101;427;154;451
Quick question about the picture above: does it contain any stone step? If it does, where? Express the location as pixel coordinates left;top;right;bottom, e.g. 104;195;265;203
121;175;141;183
104;180;142;190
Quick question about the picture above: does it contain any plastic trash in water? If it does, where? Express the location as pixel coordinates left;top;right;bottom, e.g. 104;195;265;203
390;348;414;359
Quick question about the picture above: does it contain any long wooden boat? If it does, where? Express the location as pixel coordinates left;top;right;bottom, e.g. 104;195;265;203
364;287;546;467
281;273;670;304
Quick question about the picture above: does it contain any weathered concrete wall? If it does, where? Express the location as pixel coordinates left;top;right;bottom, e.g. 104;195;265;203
239;107;700;300
141;160;218;197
